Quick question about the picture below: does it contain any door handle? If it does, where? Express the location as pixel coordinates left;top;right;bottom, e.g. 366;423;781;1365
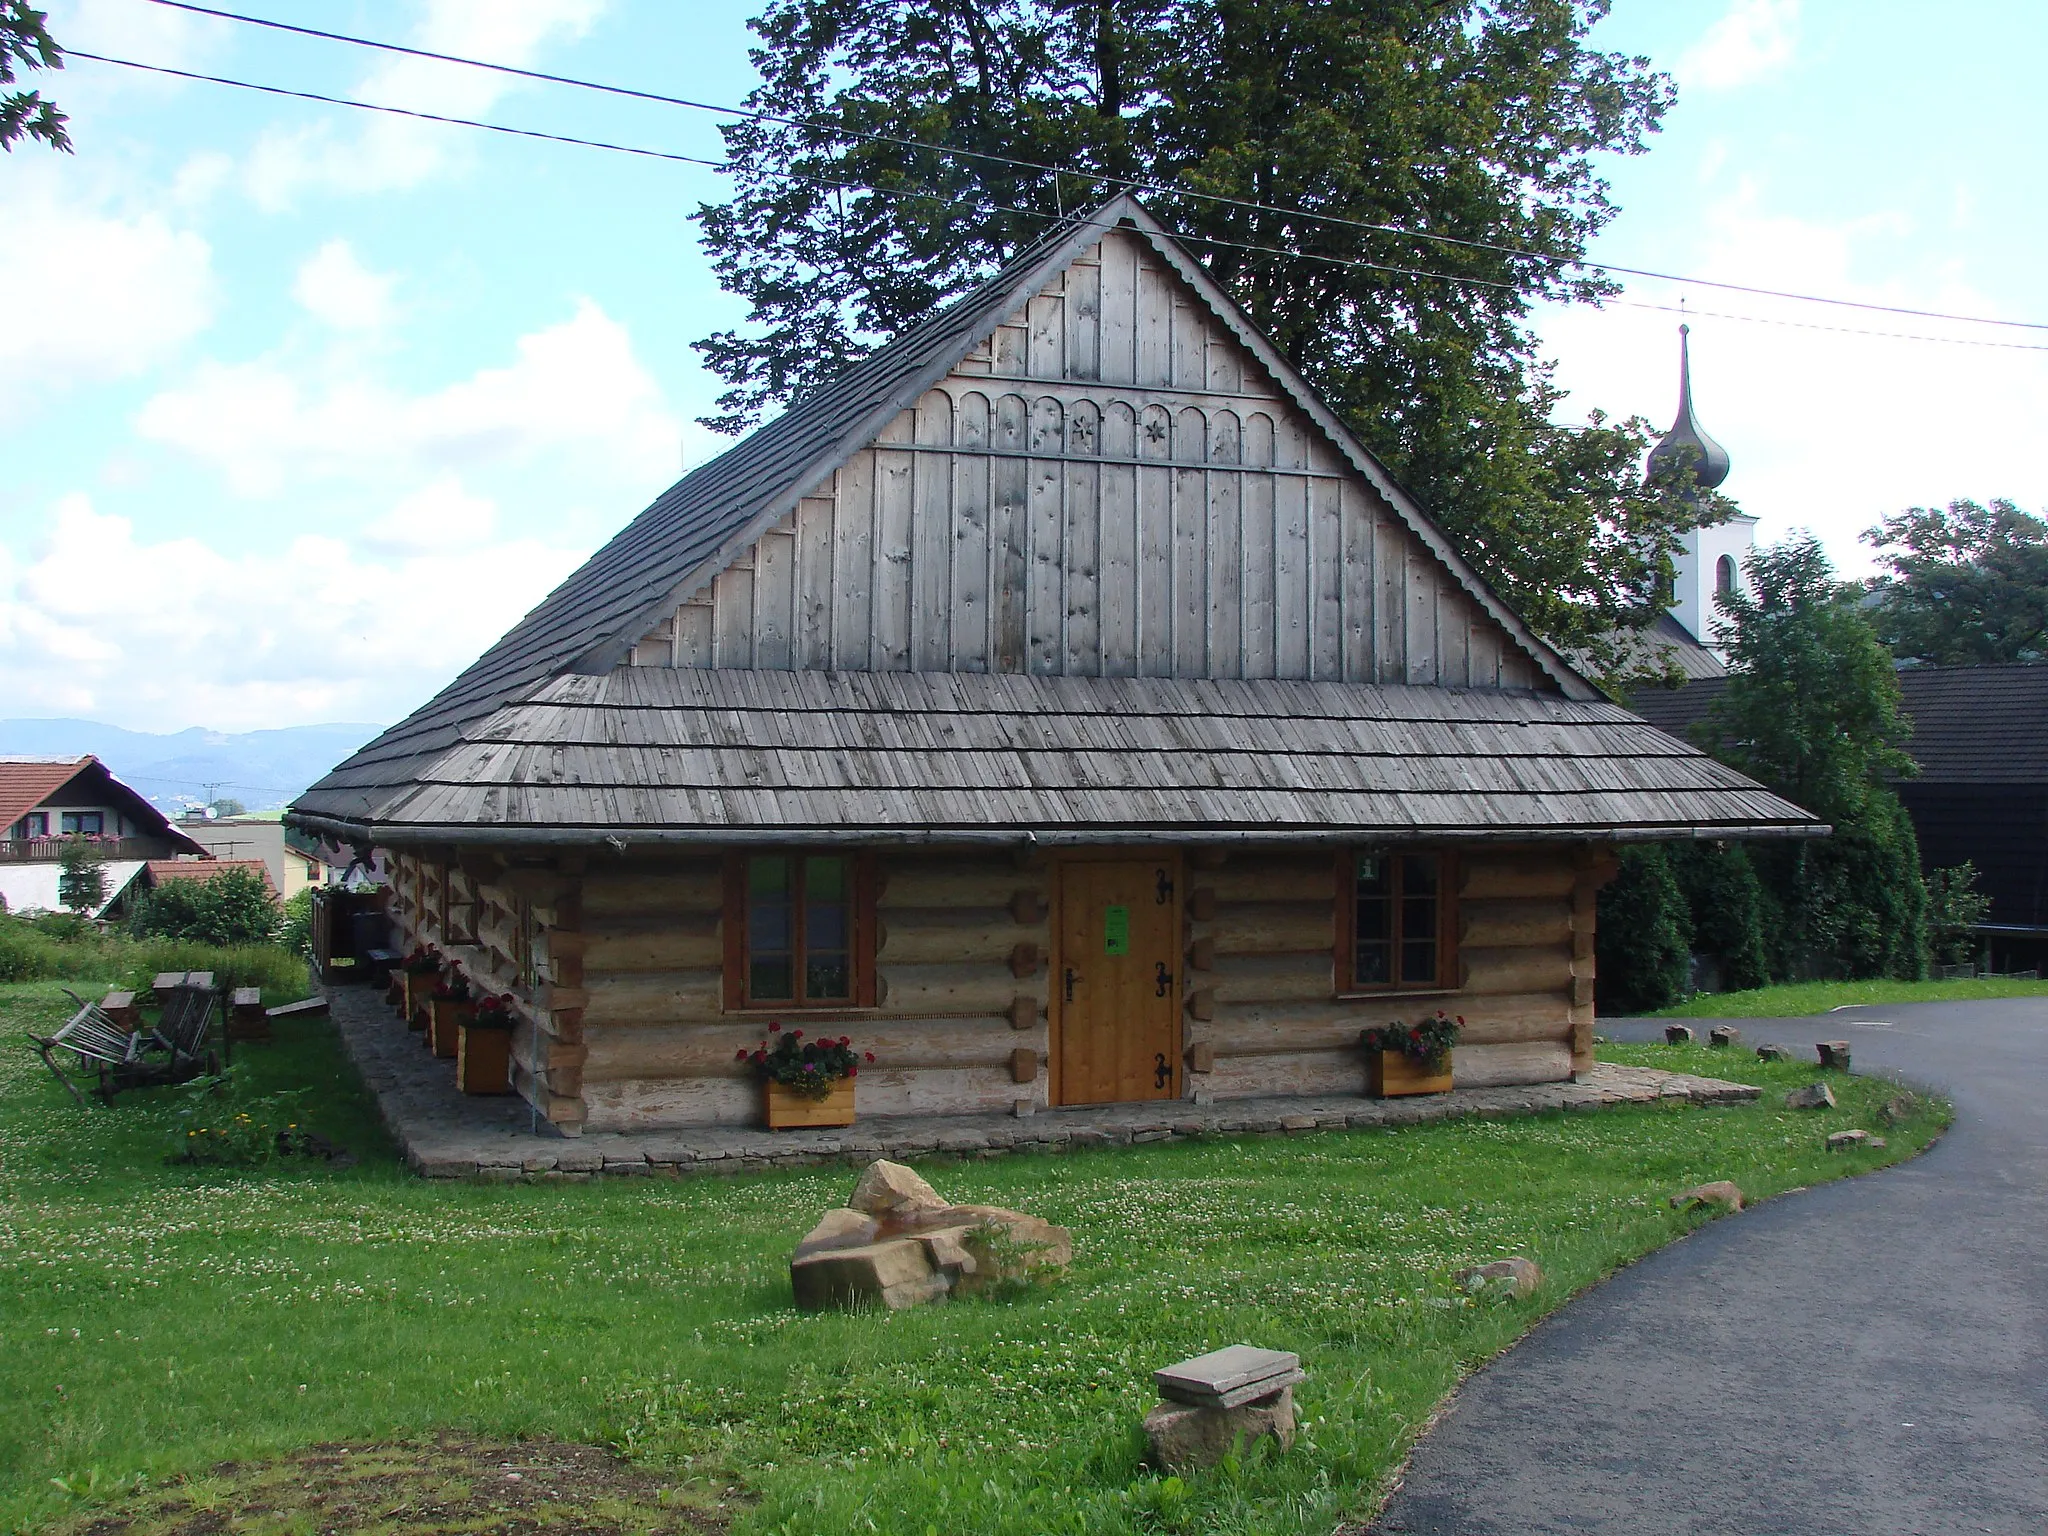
1064;966;1077;1003
1155;962;1172;997
1155;869;1174;904
1154;1052;1171;1088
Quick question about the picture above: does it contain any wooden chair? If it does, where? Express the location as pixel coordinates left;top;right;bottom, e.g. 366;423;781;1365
29;980;221;1105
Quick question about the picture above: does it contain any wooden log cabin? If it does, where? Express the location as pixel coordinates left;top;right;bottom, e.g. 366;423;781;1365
292;197;1820;1137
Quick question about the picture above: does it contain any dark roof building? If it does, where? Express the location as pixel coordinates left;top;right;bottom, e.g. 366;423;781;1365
1630;665;2048;963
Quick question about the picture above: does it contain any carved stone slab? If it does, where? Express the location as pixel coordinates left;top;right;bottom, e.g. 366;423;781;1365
1155;1345;1304;1409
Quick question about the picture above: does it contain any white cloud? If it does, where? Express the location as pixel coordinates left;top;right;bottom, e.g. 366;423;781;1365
0;182;214;411
136;298;680;497
246;0;608;207
1536;185;2048;578
1678;0;1800;92
294;240;397;330
0;495;586;732
362;474;499;553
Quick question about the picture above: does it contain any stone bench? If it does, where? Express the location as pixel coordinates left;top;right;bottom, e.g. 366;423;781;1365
1144;1345;1304;1472
227;986;270;1042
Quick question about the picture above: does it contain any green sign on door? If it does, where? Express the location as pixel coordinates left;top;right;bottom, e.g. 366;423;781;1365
1104;905;1130;955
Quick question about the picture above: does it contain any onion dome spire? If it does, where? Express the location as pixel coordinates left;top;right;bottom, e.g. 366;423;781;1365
1645;324;1731;494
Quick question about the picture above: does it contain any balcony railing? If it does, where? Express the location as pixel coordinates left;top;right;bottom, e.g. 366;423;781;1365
0;836;170;863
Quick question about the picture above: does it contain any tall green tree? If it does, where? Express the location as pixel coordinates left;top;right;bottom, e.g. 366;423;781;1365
56;835;106;917
2;1;68;153
697;0;1726;655
1864;498;2048;666
1701;536;1927;980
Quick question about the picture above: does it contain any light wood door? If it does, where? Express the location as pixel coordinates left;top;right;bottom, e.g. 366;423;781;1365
1055;857;1181;1105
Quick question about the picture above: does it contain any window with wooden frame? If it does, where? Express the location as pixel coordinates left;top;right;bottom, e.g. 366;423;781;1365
724;851;877;1010
442;867;479;945
1338;850;1458;994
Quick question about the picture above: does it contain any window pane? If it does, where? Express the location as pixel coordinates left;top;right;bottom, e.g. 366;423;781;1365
750;955;794;1001
1355;941;1391;985
806;954;850;1000
1400;855;1439;984
747;856;795;1000
1353;853;1394;987
804;856;845;901
1401;938;1438;985
748;856;790;897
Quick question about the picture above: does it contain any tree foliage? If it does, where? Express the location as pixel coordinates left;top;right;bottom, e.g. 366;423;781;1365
56;835;107;916
1594;844;1692;1014
1701;536;1927;981
1701;536;1916;827
2;1;68;153
1864;498;2048;667
698;0;1727;653
1925;862;1992;969
1667;841;1770;993
130;868;280;948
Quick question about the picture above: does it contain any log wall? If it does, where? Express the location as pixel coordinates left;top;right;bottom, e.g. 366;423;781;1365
378;841;1603;1134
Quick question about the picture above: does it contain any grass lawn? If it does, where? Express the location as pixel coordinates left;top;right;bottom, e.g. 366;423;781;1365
0;982;1946;1536
1644;975;2048;1019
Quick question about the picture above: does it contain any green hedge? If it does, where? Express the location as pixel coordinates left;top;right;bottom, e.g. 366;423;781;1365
0;916;310;1001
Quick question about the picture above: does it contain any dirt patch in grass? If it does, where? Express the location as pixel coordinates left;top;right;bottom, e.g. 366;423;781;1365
51;1435;724;1536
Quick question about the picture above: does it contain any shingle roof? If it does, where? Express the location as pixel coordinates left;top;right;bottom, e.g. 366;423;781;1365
303;196;1603;823
1626;664;2048;785
291;668;1820;845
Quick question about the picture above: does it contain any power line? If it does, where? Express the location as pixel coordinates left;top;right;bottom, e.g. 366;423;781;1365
140;0;2048;336
71;50;2048;358
66;50;732;170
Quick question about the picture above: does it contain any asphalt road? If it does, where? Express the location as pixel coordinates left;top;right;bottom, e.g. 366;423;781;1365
1368;997;2048;1536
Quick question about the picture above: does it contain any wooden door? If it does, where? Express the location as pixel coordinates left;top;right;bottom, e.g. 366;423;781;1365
1055;856;1181;1105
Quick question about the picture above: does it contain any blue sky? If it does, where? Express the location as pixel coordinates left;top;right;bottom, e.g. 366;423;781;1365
2;0;2043;732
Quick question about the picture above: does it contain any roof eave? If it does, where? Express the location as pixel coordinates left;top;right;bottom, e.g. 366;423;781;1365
288;809;1830;850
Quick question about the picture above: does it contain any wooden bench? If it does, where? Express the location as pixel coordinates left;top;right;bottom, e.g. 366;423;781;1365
363;947;401;986
29;981;219;1105
227;986;270;1043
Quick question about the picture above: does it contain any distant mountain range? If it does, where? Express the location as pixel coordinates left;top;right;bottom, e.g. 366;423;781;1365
0;719;383;813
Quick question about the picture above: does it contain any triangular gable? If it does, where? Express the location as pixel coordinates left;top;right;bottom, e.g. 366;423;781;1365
315;197;1599;811
617;200;1594;696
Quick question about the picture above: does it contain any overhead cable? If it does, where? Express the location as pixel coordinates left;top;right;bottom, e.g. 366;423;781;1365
138;0;2048;334
70;51;2048;356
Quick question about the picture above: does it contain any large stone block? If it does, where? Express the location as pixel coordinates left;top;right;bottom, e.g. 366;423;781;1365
791;1160;1071;1310
790;1237;948;1311
1143;1386;1297;1474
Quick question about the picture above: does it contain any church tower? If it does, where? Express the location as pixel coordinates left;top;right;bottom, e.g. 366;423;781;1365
1649;324;1755;654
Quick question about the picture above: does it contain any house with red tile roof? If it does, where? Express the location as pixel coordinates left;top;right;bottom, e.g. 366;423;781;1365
0;757;209;917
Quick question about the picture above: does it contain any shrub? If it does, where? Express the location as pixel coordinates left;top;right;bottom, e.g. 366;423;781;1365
130;867;280;947
1755;793;1929;981
0;914;310;998
278;887;315;960
1596;845;1693;1014
123;941;311;1001
1669;842;1772;992
58;835;109;915
1926;862;1992;967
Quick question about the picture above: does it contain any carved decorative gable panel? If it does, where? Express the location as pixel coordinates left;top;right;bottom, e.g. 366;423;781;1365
627;229;1541;691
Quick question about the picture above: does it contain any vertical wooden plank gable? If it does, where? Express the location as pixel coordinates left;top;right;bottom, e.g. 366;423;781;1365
638;232;1562;698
